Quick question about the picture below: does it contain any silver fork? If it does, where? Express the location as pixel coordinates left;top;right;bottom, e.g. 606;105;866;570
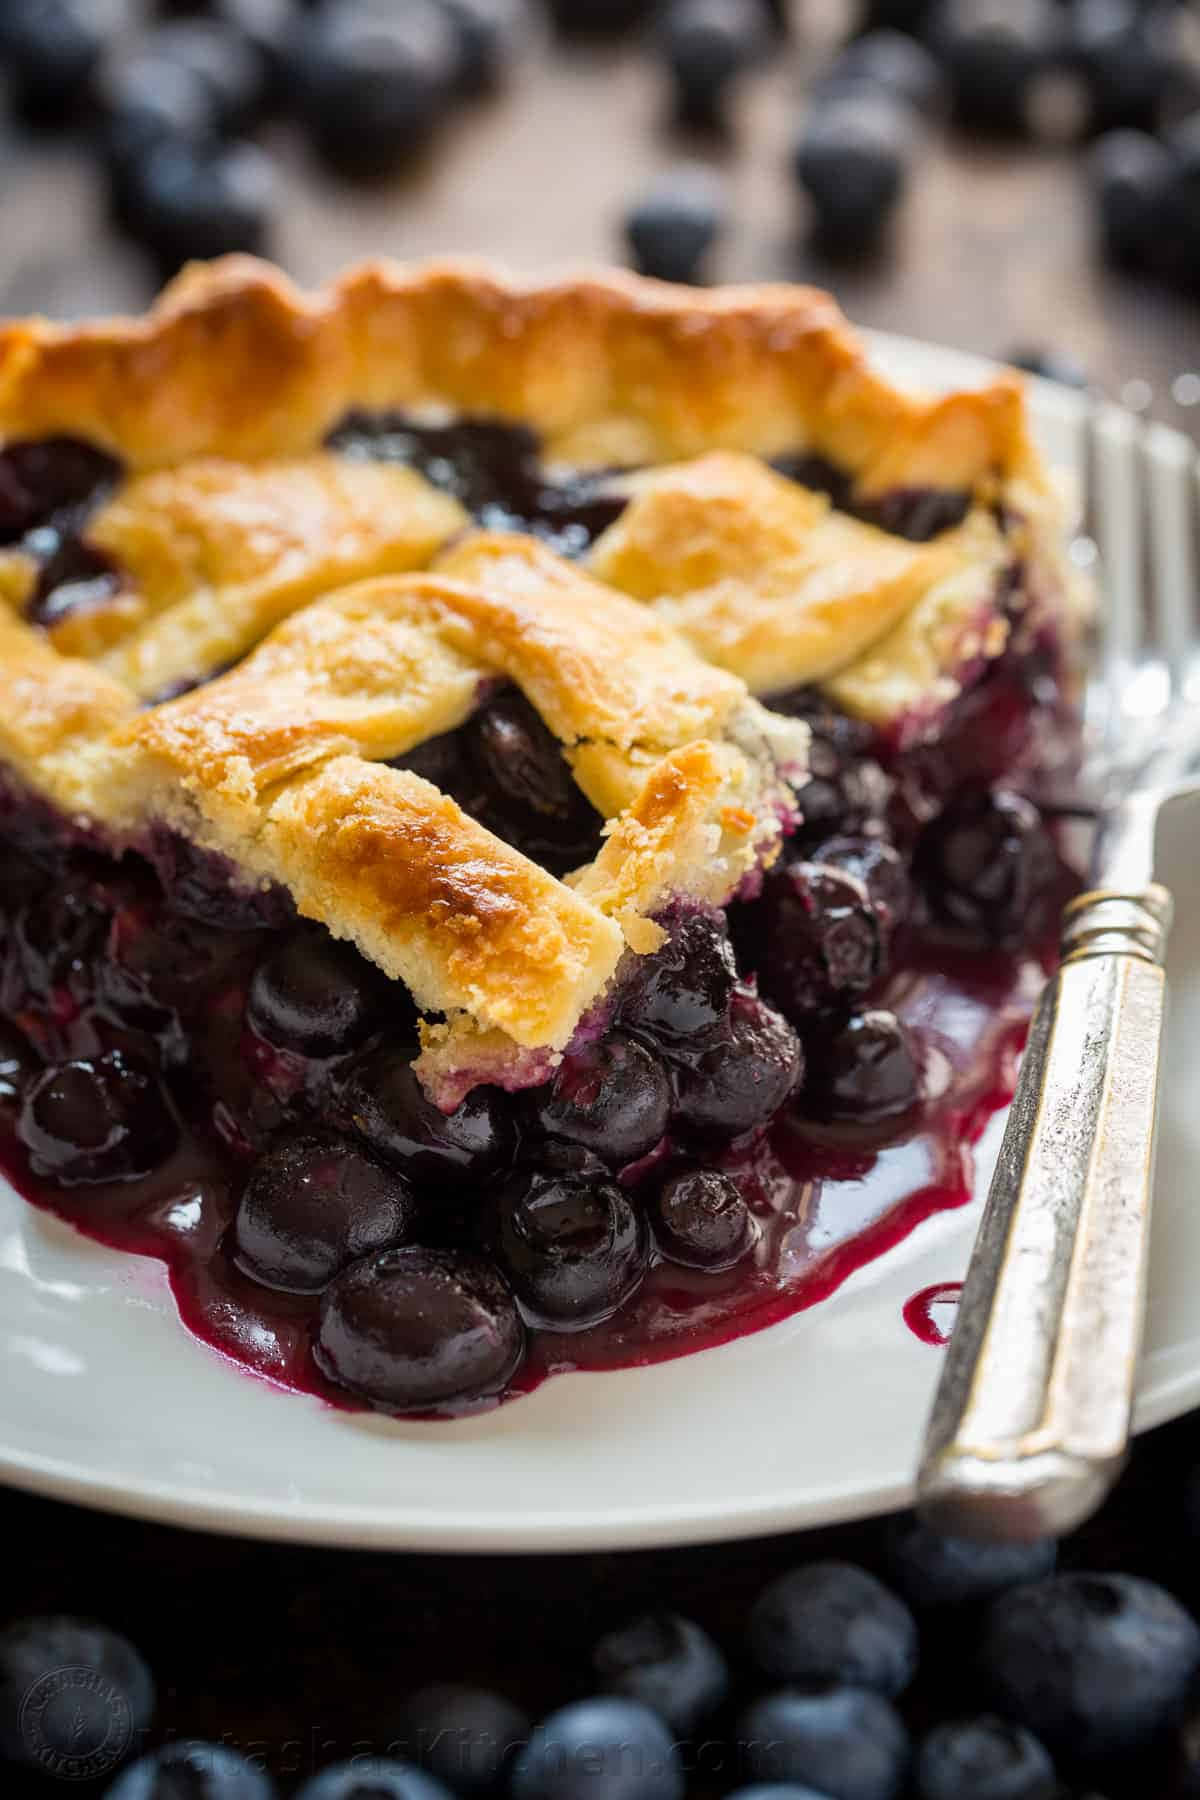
915;402;1200;1543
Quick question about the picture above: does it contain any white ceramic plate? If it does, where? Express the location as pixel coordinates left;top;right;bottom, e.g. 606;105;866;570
1;336;1197;1553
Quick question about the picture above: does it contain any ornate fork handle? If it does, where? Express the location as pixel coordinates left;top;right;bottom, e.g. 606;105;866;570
916;885;1173;1543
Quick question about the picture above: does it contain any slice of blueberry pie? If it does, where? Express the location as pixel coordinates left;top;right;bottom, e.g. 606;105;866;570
0;259;1085;1415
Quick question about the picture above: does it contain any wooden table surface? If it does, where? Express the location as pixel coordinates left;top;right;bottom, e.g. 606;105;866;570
0;6;1198;1793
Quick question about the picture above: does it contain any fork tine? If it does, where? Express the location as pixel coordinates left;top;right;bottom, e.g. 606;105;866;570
1145;421;1198;701
1088;405;1146;735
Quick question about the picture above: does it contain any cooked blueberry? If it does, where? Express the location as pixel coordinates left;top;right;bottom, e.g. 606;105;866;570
649;1168;754;1269
19;1052;178;1185
916;788;1056;947
495;1168;647;1328
1089;129;1171;267
625;168;726;285
11;876;108;1000
748;1562;917;1699
294;1761;456;1800
391;1685;531;1795
672;991;803;1143
1069;0;1175;136
0;0;106;123
511;1698;684;1800
0;1615;155;1774
593;1614;729;1735
1004;346;1090;389
979;1573;1200;1761
883;1513;1058;1611
0;437;123;547
232;1129;418;1294
247;929;394;1056
0;1020;38;1103
738;1686;910;1800
620;912;737;1051
124;136;277;269
929;0;1060;136
818;30;947;119
810;836;909;933
106;1741;276;1800
344;1049;514;1189
142;19;270;135
753;861;884;1020
656;0;769;125
792;96;913;254
437;0;523;94
914;1716;1056;1800
767;691;886;836
534;1037;670;1168
290;0;459;175
316;1246;524;1410
799;1010;920;1127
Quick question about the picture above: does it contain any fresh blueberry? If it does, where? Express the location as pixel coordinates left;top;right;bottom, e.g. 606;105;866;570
978;1572;1200;1761
315;1246;525;1410
246;928;395;1057
436;0;523;94
0;0;108;124
543;0;655;34
747;1562;918;1699
929;0;1061;136
656;0;769;126
294;1761;457;1800
390;1685;532;1795
232;1129;418;1294
882;1512;1057;1611
751;860;885;1020
290;0;459;175
510;1698;685;1800
1089;128;1171;267
817;30;947;120
124;136;277;269
621;912;737;1053
96;48;221;224
1068;0;1176;136
649;1167;755;1269
0;1615;155;1773
914;1716;1056;1800
140;18;270;136
533;1036;671;1168
344;1048;515;1189
625;167;726;285
592;1614;729;1735
495;1168;648;1327
798;1010;921;1128
106;1742;276;1800
858;0;933;29
19;1051;178;1184
672;990;803;1143
1004;346;1090;389
792;96;913;254
915;788;1056;948
738;1686;911;1800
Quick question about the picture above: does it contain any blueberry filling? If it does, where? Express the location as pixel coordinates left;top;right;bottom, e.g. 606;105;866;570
770;451;971;542
0;437;127;629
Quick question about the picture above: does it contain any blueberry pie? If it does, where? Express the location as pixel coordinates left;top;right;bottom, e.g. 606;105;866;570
0;259;1084;1414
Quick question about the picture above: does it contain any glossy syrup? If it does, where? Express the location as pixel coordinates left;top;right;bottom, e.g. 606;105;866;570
0;936;1039;1416
903;1282;964;1347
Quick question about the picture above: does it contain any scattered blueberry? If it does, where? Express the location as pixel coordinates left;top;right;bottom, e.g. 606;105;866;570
914;1715;1056;1800
592;1614;728;1734
1089;128;1171;267
123;135;277;269
19;1050;177;1184
0;1615;155;1773
437;0;524;94
344;1048;514;1189
96;47;221;222
620;912;737;1053
106;1741;276;1800
672;989;803;1143
290;0;460;175
533;1036;671;1167
1068;0;1176;136
817;31;947;121
140;18;269;136
792;96;913;254
495;1167;648;1327
232;1128;418;1294
656;0;769;126
316;1245;525;1410
391;1684;532;1795
247;928;394;1057
929;0;1061;136
747;1562;918;1699
798;1010;921;1128
1004;346;1090;389
738;1685;911;1800
624;167;726;284
915;788;1056;948
978;1572;1200;1761
649;1167;755;1269
294;1760;456;1800
0;0;108;124
511;1698;685;1800
882;1513;1058;1611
